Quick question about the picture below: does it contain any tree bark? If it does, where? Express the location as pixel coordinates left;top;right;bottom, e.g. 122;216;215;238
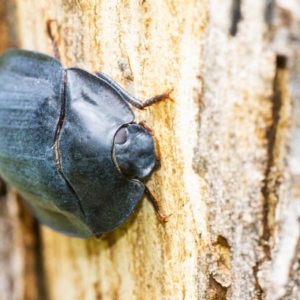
1;0;300;299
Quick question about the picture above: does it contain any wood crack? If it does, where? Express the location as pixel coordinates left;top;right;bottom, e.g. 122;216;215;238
254;55;288;298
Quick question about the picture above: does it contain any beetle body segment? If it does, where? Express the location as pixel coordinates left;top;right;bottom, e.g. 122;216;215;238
60;68;145;234
0;49;153;237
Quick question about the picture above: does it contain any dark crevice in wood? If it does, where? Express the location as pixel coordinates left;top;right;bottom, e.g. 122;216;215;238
16;196;48;300
252;264;264;298
34;222;49;300
229;0;242;36
0;196;15;299
261;55;286;258
255;55;287;298
207;275;228;300
214;235;230;249
205;236;231;300
0;178;6;197
264;0;275;25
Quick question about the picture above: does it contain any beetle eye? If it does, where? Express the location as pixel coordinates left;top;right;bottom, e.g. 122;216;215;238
114;127;127;144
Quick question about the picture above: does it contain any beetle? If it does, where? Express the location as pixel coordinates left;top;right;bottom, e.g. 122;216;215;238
0;48;170;238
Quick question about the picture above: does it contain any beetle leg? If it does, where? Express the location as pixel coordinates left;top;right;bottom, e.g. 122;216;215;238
143;186;170;222
46;20;60;61
94;233;103;241
138;120;153;133
95;72;172;109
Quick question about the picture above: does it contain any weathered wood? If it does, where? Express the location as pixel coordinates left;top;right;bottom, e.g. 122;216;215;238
2;0;300;299
259;2;300;299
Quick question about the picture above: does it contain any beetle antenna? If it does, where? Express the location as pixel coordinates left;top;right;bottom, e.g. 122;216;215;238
46;20;60;61
143;185;170;222
142;89;174;108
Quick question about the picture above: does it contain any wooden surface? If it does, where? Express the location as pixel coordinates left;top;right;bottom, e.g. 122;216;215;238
1;0;300;299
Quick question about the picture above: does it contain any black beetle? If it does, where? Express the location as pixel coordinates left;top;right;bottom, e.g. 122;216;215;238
0;48;170;238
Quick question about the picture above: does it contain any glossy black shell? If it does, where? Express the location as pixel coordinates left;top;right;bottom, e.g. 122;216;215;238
0;49;155;238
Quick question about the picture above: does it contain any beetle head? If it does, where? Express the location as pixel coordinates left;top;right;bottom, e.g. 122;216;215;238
113;124;156;178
